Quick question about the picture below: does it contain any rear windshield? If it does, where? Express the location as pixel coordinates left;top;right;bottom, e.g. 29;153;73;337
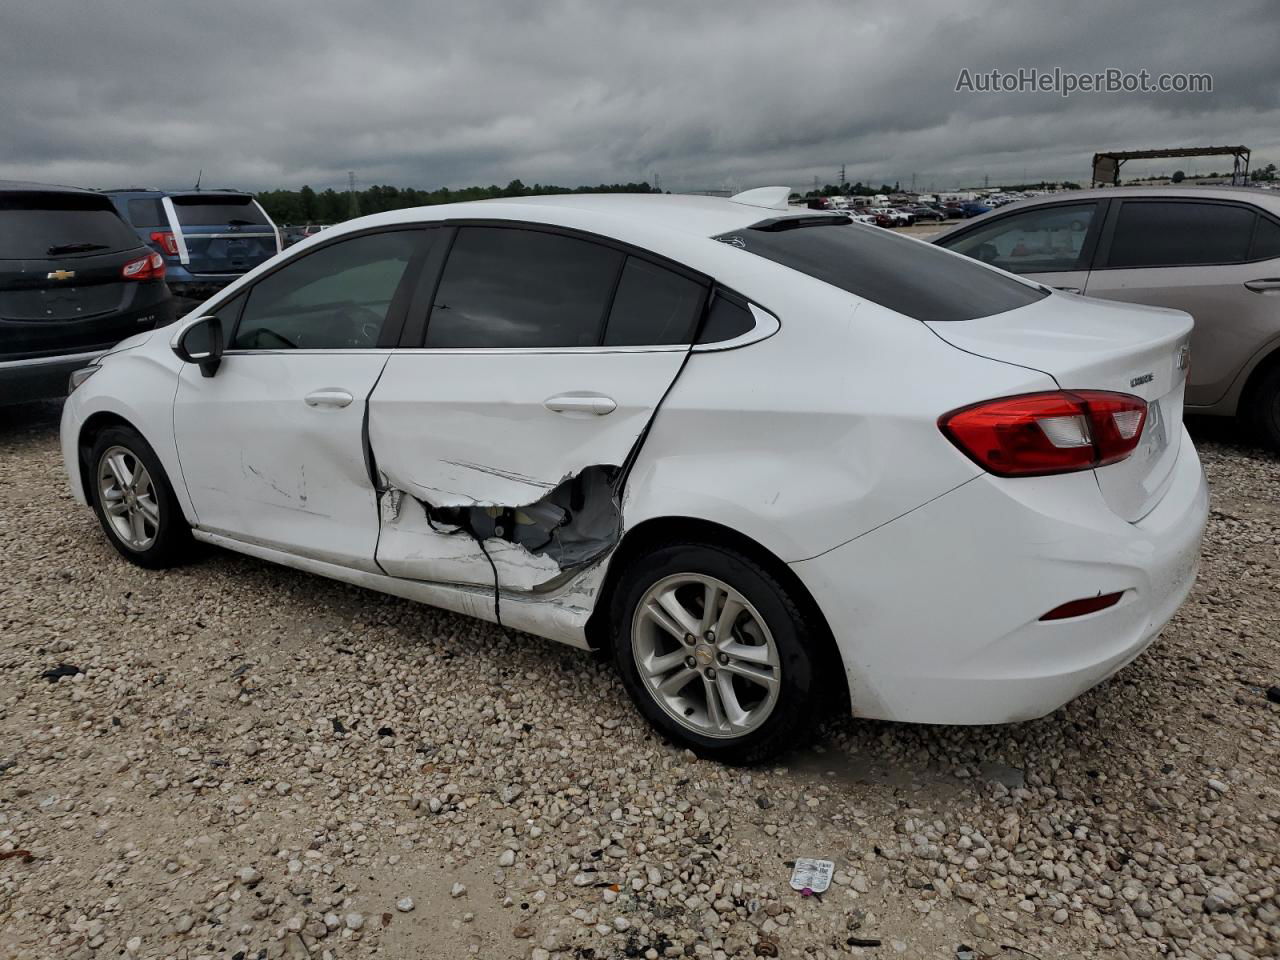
714;220;1047;322
0;192;142;259
171;195;269;227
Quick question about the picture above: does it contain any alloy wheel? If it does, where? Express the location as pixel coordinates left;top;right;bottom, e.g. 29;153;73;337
631;573;781;739
97;445;159;551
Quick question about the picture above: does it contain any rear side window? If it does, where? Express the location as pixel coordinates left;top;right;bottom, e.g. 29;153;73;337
0;191;141;259
427;227;622;348
171;195;269;227
232;230;421;350
126;198;165;228
1251;216;1280;261
602;257;705;346
717;221;1046;321
697;295;755;343
941;202;1098;273
1106;201;1255;268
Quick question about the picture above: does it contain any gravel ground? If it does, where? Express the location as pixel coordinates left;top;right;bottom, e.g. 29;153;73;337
1;401;1277;960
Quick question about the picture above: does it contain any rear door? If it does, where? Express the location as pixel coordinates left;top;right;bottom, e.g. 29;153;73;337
0;190;163;360
368;223;709;591
166;194;280;276
935;200;1105;295
1083;198;1280;407
172;228;429;570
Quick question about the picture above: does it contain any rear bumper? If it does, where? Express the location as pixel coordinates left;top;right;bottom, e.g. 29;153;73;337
791;428;1208;724
0;350;105;403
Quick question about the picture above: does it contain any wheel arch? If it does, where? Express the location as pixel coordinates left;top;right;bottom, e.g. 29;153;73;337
584;515;849;709
76;411;139;503
1238;340;1280;422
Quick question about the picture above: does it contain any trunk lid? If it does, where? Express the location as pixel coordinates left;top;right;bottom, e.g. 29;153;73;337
926;291;1193;522
169;194;279;275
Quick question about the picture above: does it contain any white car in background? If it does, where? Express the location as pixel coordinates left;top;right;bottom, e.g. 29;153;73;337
60;188;1207;763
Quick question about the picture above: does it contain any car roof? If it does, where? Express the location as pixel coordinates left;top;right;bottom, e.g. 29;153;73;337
328;192;825;248
0;178;103;197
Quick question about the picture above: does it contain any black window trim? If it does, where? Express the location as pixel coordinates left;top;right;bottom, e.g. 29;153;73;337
934;199;1110;274
1092;197;1279;270
199;224;437;354
403;218;719;352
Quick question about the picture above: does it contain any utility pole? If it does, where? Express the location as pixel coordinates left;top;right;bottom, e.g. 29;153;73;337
653;172;660;193
983;173;989;189
911;172;917;192
347;171;359;220
813;175;819;194
839;164;846;189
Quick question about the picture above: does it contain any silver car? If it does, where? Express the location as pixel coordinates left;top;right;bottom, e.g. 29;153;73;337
933;186;1280;447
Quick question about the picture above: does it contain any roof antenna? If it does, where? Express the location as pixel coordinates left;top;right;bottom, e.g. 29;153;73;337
193;169;202;191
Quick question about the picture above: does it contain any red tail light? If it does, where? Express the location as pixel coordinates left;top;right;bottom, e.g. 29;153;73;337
940;390;1147;477
1040;591;1125;621
149;230;179;256
121;251;166;281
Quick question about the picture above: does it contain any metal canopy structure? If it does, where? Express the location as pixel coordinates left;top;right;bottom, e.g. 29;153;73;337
1091;145;1251;186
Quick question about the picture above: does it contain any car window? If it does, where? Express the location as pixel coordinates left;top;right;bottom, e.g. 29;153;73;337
126;198;165;228
942;203;1098;273
717;220;1046;322
0;191;142;258
231;230;422;350
1251;216;1280;261
172;195;270;227
696;295;755;343
602;257;705;346
1106;201;1255;268
426;227;622;349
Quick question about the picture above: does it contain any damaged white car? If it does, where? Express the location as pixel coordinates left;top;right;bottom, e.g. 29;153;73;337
61;187;1208;763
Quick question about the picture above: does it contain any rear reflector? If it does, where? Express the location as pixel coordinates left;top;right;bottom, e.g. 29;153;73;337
939;390;1147;477
1039;591;1125;621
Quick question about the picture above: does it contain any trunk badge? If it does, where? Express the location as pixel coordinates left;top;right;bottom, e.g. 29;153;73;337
47;269;76;281
1130;373;1154;388
1177;344;1191;371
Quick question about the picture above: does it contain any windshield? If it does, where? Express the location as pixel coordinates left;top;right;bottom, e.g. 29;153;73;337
713;220;1047;322
0;192;142;260
171;195;270;227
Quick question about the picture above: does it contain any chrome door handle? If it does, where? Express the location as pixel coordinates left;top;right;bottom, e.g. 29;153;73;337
304;388;354;408
1053;286;1082;294
544;393;617;416
1244;278;1280;293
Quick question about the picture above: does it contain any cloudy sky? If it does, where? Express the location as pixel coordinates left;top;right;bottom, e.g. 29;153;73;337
3;0;1277;194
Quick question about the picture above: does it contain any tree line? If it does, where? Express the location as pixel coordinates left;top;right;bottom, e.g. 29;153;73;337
255;179;657;224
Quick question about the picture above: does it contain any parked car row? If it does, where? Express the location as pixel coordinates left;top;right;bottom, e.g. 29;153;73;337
1;180;281;401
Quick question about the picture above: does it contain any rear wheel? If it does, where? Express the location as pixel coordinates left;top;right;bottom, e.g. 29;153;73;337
88;426;194;568
610;541;828;764
1251;363;1280;451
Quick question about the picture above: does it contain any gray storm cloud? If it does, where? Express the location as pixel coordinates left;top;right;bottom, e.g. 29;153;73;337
1;0;1276;193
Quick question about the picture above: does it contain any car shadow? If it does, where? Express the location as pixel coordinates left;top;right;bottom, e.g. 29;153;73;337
0;399;64;444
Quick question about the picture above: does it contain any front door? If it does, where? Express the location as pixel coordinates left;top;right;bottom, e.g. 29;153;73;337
172;228;429;571
369;224;709;591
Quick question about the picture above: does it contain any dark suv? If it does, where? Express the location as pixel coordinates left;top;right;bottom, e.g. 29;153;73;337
1;181;175;402
104;189;280;306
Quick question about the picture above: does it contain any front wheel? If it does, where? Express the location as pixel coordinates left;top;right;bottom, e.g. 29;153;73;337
88;426;194;569
610;541;829;764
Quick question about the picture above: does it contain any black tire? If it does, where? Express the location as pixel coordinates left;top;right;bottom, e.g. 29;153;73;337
1251;364;1280;451
87;425;194;569
609;540;830;765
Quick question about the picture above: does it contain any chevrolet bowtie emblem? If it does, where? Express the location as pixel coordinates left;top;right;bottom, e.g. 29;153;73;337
47;269;76;281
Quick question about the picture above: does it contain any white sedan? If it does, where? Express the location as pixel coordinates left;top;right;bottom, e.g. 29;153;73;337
60;187;1208;763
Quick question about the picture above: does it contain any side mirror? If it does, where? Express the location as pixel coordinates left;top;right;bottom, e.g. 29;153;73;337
170;315;224;378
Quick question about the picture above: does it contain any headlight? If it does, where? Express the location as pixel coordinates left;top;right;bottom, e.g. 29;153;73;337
67;364;101;395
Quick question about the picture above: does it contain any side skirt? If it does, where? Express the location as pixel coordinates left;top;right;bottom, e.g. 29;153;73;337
191;529;596;650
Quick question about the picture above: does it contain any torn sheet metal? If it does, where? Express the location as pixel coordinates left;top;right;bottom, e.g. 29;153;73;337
375;465;623;592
